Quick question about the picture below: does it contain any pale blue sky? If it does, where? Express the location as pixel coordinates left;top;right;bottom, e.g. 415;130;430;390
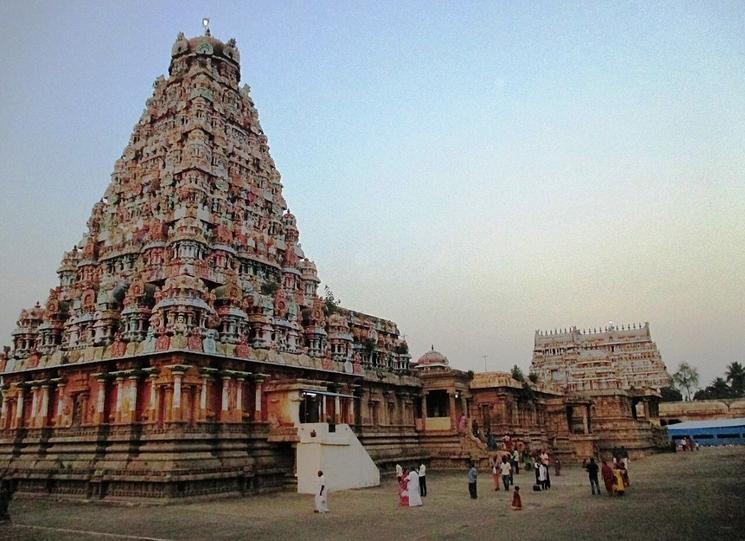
0;1;743;386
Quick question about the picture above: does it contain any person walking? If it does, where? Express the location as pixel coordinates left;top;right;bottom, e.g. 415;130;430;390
407;467;423;507
467;461;478;499
538;462;549;491
395;463;403;483
511;449;520;475
314;470;329;513
418;463;427;497
601;459;614;495
586;457;601;495
491;455;501;491
500;455;513;491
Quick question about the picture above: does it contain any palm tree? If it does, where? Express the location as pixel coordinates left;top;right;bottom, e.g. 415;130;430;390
725;362;745;397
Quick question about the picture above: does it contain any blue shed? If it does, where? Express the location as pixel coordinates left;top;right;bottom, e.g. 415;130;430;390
667;417;745;446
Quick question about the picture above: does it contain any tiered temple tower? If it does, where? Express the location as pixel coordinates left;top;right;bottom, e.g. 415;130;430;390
531;323;670;393
0;29;417;499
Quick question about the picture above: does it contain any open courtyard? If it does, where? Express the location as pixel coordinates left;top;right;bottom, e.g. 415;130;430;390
1;446;744;541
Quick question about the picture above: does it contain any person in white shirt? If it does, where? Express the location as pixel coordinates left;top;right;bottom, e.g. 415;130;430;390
418;463;427;497
314;470;329;513
500;456;513;491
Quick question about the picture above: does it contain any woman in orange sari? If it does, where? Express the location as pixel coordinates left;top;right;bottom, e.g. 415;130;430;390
491;455;501;491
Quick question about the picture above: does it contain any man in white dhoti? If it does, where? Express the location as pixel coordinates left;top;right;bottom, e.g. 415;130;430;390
407;468;423;507
314;470;329;513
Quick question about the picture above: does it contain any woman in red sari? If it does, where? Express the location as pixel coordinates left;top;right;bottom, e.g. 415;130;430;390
601;459;614;495
399;467;409;506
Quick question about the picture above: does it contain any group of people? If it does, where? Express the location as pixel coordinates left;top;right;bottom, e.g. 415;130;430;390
395;463;426;507
676;436;698;452
315;445;634;515
584;457;631;496
469;460;522;510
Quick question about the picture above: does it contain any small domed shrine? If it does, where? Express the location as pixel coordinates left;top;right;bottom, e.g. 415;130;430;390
412;346;449;370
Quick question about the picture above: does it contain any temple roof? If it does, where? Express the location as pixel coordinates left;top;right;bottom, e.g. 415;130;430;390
413;346;449;367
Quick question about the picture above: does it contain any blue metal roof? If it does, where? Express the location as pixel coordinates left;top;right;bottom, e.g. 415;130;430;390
667;417;745;432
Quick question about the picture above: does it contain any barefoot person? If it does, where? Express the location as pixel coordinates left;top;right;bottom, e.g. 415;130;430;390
314;470;329;513
601;459;614;495
408;466;423;507
467;461;478;499
491;455;501;491
511;485;523;510
586;457;601;495
419;463;427;497
399;467;409;506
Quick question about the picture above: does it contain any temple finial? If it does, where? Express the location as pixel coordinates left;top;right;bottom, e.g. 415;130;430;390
202;17;211;36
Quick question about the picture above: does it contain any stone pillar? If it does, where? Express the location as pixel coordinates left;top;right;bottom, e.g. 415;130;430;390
30;385;38;427
15;387;25;428
127;375;139;423
422;392;428;419
95;376;107;424
236;376;245;420
221;376;231;420
199;375;209;421
39;384;50;427
335;394;341;424
114;376;124;422
349;396;362;426
148;374;158;422
55;384;66;426
582;409;589;434
172;371;183;422
321;394;327;422
0;388;7;429
254;376;265;422
448;391;457;430
461;396;468;418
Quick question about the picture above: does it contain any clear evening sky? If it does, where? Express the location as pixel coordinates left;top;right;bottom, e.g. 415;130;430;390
0;2;743;386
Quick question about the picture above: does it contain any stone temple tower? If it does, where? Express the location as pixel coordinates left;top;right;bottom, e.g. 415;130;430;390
0;29;418;500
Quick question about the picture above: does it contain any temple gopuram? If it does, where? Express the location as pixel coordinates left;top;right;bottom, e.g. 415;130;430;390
531;323;670;454
0;28;667;501
531;323;670;392
0;28;420;499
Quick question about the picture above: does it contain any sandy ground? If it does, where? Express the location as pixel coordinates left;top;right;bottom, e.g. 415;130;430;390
1;446;744;541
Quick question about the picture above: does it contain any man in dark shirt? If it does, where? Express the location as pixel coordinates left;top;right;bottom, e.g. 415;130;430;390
586;457;600;495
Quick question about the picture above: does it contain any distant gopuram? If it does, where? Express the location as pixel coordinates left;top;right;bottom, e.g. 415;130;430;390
0;28;418;499
531;323;671;392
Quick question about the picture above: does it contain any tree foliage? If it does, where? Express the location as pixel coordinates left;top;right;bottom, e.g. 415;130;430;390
725;361;745;396
511;365;525;382
660;386;683;402
694;377;734;400
672;362;699;400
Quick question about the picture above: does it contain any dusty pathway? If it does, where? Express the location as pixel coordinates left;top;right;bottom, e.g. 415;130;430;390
2;446;744;540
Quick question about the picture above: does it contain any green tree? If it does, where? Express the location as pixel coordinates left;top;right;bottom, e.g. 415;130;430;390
693;377;733;400
511;365;525;382
660;386;683;402
672;362;699;401
528;372;539;384
725;361;745;397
